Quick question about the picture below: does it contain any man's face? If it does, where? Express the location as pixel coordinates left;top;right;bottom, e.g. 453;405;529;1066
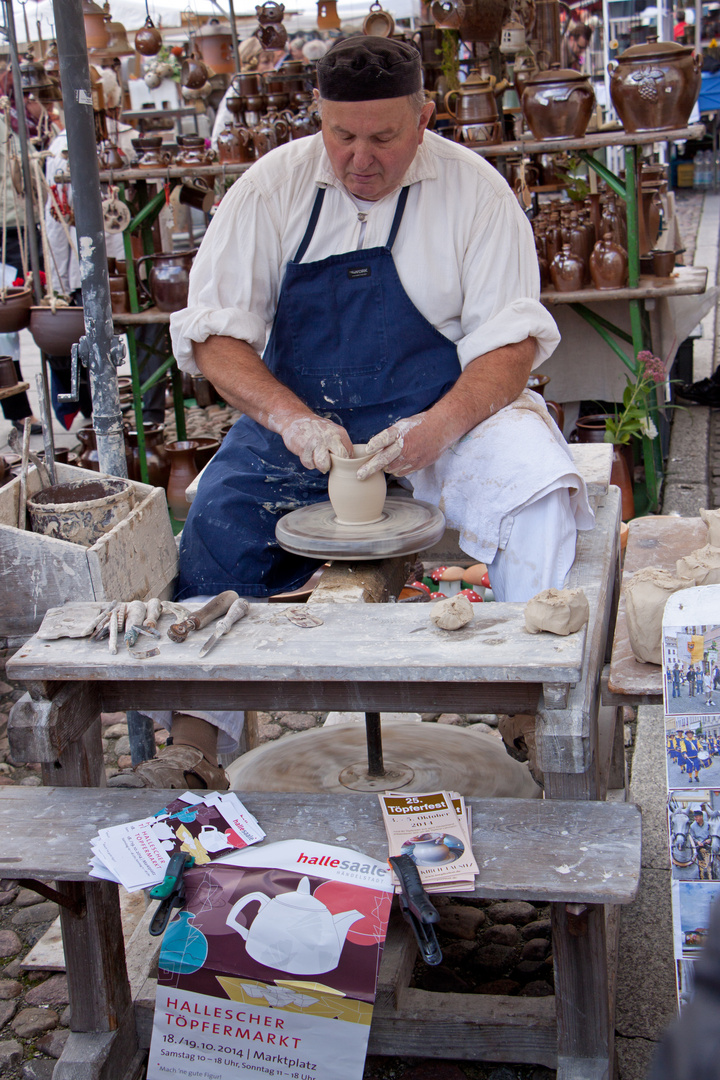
320;95;434;202
568;33;590;61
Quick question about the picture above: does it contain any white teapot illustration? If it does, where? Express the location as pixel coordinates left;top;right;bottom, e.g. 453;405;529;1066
225;876;363;974
198;825;229;852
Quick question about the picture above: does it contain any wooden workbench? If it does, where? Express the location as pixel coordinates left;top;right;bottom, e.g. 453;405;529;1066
5;453;628;1080
605;515;707;705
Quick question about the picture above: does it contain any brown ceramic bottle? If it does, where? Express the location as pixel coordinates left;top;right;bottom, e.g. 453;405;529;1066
550;245;585;292
589;233;628;290
166;441;200;521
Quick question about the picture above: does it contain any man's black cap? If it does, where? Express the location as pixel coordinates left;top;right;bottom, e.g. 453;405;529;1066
317;36;422;101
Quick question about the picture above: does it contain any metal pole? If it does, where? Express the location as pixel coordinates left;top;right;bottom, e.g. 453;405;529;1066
3;0;42;302
227;0;241;74
52;0;127;478
364;712;385;777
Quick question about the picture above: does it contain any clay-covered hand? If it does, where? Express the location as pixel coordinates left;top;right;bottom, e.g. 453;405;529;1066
358;412;454;479
279;416;353;473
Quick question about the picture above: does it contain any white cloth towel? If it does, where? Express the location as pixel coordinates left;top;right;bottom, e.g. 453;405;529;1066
410;389;595;564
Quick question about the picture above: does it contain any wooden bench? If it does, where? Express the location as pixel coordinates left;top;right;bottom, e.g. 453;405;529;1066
0;787;641;1077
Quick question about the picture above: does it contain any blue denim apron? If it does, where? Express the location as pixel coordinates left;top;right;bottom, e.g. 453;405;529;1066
177;185;461;599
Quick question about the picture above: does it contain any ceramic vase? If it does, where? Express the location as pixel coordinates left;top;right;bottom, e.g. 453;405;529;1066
550;245;585;292
166;440;200;521
126;423;170;488
328;444;387;525
589;233;628;290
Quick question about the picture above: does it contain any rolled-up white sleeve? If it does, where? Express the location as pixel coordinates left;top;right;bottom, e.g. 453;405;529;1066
169;176;282;374
456;186;560;371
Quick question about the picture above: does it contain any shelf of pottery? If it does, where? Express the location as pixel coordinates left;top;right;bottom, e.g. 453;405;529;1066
442;30;709;511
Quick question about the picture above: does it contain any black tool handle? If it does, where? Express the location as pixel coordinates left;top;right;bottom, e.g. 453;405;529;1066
390;854;439;924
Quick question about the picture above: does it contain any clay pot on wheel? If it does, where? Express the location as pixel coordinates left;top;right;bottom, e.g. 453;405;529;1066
327;444;387;525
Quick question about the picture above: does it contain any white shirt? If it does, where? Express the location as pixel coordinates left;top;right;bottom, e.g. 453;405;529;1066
170;130;560;374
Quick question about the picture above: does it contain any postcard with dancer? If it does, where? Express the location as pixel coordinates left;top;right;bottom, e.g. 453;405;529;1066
147;839;393;1080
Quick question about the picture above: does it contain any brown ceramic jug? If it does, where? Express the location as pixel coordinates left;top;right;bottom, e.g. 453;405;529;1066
217;124;255;164
126;424;170;488
135;250;196;313
589;233;628;290
76;426;101;472
166;440;200;522
522;64;595;140
609;36;702;134
550;245;585;292
445;71;503;125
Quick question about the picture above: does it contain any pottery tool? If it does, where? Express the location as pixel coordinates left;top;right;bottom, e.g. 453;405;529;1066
167;590;239;643
198;597;249;657
124;600;147;649
275;497;445;561
143;598;163;632
35;372;57;486
8;428;52;489
17;417;31;530
108;609;119;654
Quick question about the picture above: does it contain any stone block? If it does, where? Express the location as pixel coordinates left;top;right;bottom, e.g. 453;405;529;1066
615;868;676;1041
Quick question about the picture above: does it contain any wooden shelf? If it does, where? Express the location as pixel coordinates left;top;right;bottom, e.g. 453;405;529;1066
469;123;706;158
540;265;707;305
112;307;171;326
96;161;252;184
0;381;29;401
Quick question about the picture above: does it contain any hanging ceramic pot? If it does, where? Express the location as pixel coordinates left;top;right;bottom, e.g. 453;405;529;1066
256;2;288;50
182;54;210;91
0;287;32;333
363;2;395;36
499;9;526;55
82;0;110;50
29;306;85;354
104;20;135;56
431;0;511;43
134;16;163;57
194;18;236;74
317;0;341;29
609;36;702;134
166;441;200;521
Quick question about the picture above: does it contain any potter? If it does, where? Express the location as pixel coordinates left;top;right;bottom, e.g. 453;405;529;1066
127;36;593;791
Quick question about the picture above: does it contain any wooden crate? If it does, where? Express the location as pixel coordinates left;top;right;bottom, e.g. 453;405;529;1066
0;462;178;638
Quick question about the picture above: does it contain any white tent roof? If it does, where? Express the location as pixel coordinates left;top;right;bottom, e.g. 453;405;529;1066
11;0;421;42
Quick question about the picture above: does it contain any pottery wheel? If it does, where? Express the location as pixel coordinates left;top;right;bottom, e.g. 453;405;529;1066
226;723;541;798
275;497;446;560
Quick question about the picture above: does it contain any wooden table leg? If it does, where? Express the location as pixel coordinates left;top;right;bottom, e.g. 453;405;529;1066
552;901;613;1080
9;684;140;1079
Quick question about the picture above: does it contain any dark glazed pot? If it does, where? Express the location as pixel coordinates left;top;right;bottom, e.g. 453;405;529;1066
609;36;702;134
431;0;511;42
29;306;85;354
135;250;196;313
0;356;18;388
126;423;170;488
522;64;595;141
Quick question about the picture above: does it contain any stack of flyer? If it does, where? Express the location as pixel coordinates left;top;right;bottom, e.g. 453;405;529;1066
379;790;478;893
89;791;265;892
